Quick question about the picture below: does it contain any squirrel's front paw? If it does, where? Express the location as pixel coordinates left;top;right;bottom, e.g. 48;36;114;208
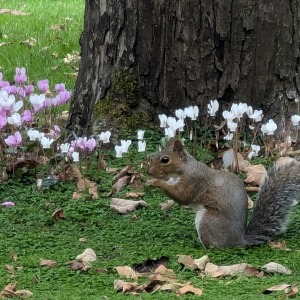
147;178;159;186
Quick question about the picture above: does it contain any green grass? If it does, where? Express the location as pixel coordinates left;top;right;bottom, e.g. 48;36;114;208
0;0;84;89
0;157;300;300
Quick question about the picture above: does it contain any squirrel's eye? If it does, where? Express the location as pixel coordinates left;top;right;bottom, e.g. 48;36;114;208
160;156;169;164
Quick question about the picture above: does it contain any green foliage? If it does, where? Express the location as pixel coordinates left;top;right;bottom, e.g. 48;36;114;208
95;70;153;134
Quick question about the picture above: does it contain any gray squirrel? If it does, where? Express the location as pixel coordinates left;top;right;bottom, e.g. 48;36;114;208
148;138;300;248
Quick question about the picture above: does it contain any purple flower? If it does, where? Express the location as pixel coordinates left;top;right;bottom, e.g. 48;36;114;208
2;85;17;95
24;85;34;96
5;131;22;147
37;79;49;93
51;97;59;107
44;98;52;109
0;115;7;130
17;87;25;98
14;67;27;84
54;125;61;136
86;138;96;152
1;201;15;207
55;83;66;93
22;110;33;123
0;81;10;88
57;90;71;105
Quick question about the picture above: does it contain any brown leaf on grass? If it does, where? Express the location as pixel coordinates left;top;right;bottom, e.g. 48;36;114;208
52;209;65;221
51;24;65;31
261;262;292;275
77;178;98;199
237;152;251;172
125;192;145;199
204;262;259;278
98;155;107;170
64;164;83;180
148;265;177;283
113;165;131;181
5;265;14;276
0;9;31;15
40;259;57;268
115;266;139;280
110;198;148;214
111;175;131;194
267;240;291;251
177;255;198;270
193;255;210;271
72;191;82;200
12;253;18;262
68;260;91;272
75;248;97;263
245;186;260;192
178;284;203;296
247;196;254;209
244;164;267;186
0;283;33;298
159;199;175;210
263;283;291;294
20;37;37;48
113;279;145;294
285;285;299;298
158;282;190;293
63;51;80;64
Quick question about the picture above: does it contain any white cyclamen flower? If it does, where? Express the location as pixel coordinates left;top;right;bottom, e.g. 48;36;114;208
222;110;234;122
0;91;15;110
248;144;261;160
158;114;168;128
231;102;248;119
207;100;219;117
249;109;263;122
120;139;132;153
71;151;80;162
12;100;23;113
184;106;199;120
115;145;123;158
261;119;277;135
138;141;146;152
227;121;238;132
7;113;22;126
175;109;186;120
223;133;233;141
99;131;111;143
29;94;45;108
137;130;145;140
167;117;184;133
165;127;175;139
60;143;70;153
291;115;300;126
40;136;54;149
27;129;41;141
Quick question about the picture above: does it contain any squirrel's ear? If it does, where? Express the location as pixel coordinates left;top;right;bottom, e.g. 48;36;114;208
173;139;184;152
167;137;176;148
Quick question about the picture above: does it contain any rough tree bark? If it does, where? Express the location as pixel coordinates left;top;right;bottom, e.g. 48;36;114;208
67;0;300;134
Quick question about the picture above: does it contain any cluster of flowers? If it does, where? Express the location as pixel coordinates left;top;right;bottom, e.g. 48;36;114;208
0;67;71;131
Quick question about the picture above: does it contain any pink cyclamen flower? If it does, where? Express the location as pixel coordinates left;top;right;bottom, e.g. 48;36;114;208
0;81;10;88
57;90;71;105
55;83;66;93
37;79;49;93
54;125;61;136
5;131;22;147
44;98;52;109
22;110;33;123
1;201;15;207
24;85;34;96
14;67;27;84
86;138;96;152
0;115;7;130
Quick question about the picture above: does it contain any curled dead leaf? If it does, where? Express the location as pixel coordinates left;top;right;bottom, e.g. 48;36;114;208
261;262;292;275
247;196;254;209
111;175;131;194
40;259;57;268
237;152;251;172
205;262;256;278
159;199;175;210
115;266;139;280
75;248;97;263
0;9;31;16
244;164;267;186
68;260;91;272
275;157;298;168
267;240;290;251
193;255;210;271
177;255;198;270
178;284;203;296
125;192;145;199
110;198;148;214
52;209;65;221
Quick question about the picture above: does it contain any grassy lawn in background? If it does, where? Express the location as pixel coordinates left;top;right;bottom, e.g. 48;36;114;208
0;1;300;300
0;0;84;89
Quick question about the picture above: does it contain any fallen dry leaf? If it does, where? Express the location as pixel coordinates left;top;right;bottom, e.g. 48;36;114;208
247;196;254;209
158;282;189;293
263;283;291;294
79;237;87;242
52;209;65;221
268;240;290;251
178;284;203;296
177;255;198;270
125;192;145;199
244;164;267;186
68;260;91;272
0;9;31;15
0;282;33;298
5;265;14;276
159;199;175;210
40;259;57;268
237;152;251;172
72;191;82;200
115;266;139;280
14;290;33;297
275;157;297;168
12;253;18;262
110;198;148;214
193;255;210;271
261;262;292;275
285;285;299;298
75;248;97;263
114;279;143;293
113;165;131;181
20;37;37;48
64;164;83;180
111;175;131;194
245;186;260;192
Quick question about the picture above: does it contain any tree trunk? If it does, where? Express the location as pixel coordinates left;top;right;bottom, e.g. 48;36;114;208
67;0;300;135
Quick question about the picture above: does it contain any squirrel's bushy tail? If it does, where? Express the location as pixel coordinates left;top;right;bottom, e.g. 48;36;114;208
246;160;300;245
